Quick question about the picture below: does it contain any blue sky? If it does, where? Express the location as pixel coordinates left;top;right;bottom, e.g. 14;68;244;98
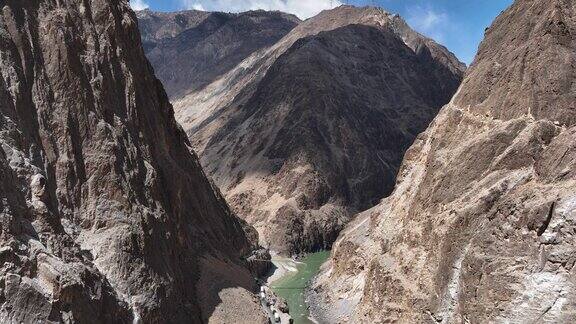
130;0;513;65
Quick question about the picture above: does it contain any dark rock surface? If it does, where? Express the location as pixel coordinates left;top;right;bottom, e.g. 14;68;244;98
137;9;300;99
314;0;576;322
166;6;464;254
0;0;266;323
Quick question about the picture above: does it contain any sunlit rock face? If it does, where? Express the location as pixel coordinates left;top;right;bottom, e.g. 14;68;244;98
312;0;576;322
0;1;266;323
143;5;464;255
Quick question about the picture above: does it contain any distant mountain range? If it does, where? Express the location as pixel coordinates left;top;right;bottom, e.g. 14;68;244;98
138;9;300;99
138;5;465;254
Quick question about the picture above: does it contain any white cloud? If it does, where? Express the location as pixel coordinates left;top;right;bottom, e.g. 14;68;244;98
191;3;205;11
130;0;149;11
181;0;342;19
406;6;449;43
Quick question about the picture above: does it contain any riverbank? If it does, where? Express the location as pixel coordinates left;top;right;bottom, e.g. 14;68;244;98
267;254;302;284
268;251;330;324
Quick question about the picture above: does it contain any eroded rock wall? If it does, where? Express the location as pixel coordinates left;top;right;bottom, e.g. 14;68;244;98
0;0;265;323
313;0;576;322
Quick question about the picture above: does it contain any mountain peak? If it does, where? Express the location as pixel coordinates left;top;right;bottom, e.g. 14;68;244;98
286;4;465;76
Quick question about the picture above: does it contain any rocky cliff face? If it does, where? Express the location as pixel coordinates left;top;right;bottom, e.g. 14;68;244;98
0;1;266;323
137;9;300;99
165;6;464;254
312;0;576;322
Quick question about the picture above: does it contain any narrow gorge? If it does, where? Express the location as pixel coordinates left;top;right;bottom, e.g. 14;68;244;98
139;5;465;255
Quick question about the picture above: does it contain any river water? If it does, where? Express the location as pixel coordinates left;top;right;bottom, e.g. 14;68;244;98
270;251;330;324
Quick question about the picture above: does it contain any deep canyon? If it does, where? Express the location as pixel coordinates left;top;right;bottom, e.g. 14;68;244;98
0;0;574;323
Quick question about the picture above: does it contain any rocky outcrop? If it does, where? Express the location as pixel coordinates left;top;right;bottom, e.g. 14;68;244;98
245;248;272;278
312;0;576;322
137;9;300;99
0;0;266;323
166;6;464;254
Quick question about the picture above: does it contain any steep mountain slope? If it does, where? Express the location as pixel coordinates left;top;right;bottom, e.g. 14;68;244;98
0;1;265;323
312;0;576;322
137;9;300;98
168;6;465;254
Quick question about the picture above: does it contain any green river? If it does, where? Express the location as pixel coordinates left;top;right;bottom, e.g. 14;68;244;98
270;251;330;324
